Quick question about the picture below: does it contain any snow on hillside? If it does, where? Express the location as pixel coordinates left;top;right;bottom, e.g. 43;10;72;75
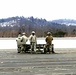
0;20;17;27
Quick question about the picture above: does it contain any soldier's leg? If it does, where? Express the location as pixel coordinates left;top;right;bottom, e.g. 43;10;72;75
30;43;32;53
17;45;21;53
23;44;26;52
20;44;25;53
30;43;34;54
49;44;52;54
44;45;47;54
34;43;36;52
52;44;55;53
32;43;34;51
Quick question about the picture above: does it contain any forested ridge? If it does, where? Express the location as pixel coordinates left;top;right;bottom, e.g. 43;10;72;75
0;16;76;37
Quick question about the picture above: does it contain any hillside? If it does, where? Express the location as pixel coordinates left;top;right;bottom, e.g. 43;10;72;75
52;19;76;26
0;16;76;37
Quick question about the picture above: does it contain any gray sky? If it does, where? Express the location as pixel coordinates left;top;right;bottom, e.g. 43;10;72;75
0;0;76;21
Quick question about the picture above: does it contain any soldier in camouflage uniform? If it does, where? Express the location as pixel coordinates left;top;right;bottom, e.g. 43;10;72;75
16;33;22;53
21;32;28;53
29;31;37;53
44;32;55;54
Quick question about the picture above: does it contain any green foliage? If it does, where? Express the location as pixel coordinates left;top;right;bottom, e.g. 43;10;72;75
53;31;67;37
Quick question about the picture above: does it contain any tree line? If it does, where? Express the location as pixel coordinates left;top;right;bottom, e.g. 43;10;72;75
0;16;76;37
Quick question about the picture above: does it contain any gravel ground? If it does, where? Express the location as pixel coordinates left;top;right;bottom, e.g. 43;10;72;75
0;48;76;75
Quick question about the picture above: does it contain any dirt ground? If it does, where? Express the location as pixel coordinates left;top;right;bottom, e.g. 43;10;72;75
0;48;76;75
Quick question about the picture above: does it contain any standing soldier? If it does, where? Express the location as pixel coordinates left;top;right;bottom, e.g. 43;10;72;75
21;32;28;53
44;32;55;54
16;33;22;53
29;31;37;53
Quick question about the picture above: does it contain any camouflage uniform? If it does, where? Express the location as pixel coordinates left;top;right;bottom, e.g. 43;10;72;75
44;32;54;54
21;33;28;52
16;34;22;53
29;31;37;53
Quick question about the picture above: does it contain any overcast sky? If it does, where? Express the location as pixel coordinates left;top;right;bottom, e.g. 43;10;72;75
0;0;76;21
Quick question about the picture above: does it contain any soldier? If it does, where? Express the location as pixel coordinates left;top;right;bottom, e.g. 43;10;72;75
29;31;37;53
16;33;22;53
44;32;55;54
21;32;28;52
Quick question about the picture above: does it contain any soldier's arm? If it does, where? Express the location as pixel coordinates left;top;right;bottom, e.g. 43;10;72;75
52;36;53;40
29;35;32;40
35;36;37;43
21;37;23;42
16;38;18;41
45;36;48;42
26;37;28;42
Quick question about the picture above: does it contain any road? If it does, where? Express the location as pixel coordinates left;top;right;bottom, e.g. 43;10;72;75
0;49;76;75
